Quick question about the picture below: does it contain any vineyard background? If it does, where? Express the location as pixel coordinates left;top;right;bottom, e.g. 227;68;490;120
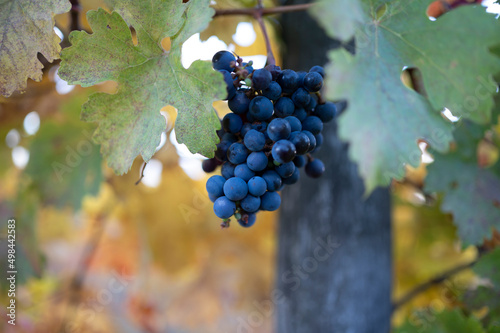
1;0;500;332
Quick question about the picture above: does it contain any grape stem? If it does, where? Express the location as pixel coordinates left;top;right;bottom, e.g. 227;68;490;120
255;0;276;66
69;0;82;31
135;161;148;185
215;2;314;66
214;3;314;17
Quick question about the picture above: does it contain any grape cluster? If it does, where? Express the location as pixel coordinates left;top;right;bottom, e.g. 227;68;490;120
204;51;337;228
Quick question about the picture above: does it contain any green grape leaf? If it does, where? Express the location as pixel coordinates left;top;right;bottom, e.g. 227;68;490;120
59;0;225;174
311;0;500;192
464;286;500;318
425;123;500;245
464;249;500;328
0;0;71;97
395;309;486;333
475;248;500;288
25;119;103;210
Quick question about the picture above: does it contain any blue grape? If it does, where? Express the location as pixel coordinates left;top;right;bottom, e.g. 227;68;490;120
282;167;300;185
247;152;268;172
223;177;248;201
292;87;311;107
241;195;261;213
309;65;325;78
238;213;256;227
244;129;266;152
302;130;317;152
262;170;282;191
260;191;281;211
214;196;237;219
262;81;282;101
221;162;236;179
265;64;282;80
227;142;249;165
222;113;243;134
285;116;302;132
302;116;323;135
240;123;252;137
215;140;232;161
305;96;317;112
252;121;268;133
277;69;299;93
228;91;251;115
219;70;236;100
209;193;218;203
289;131;310;155
293;107;308;121
248;176;267;196
272;140;296;164
248;96;274;120
275;161;295;178
212;51;236;72
274;97;295;118
305;159;325;178
202;158;218;173
267;118;291;142
293;155;306;168
296;71;307;86
252;68;272;90
206;175;225;198
234;164;256;182
303;72;323;92
314;133;323;151
315;102;337;123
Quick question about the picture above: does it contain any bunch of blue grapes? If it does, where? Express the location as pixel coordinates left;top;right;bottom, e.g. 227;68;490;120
203;51;337;228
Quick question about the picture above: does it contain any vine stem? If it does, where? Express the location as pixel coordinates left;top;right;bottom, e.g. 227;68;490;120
69;0;81;31
254;0;276;66
214;3;314;17
392;246;488;311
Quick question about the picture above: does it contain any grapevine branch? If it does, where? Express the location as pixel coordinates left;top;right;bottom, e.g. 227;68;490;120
214;3;314;17
58;215;107;332
255;0;276;66
392;246;488;310
214;2;313;66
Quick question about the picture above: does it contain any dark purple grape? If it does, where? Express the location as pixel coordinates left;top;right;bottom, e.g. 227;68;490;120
271;140;296;164
212;51;236;72
202;158;218;173
303;72;323;92
305;159;325;178
252;68;272;90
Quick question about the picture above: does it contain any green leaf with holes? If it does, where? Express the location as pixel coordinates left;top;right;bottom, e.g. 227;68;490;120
311;0;500;193
59;0;225;174
0;0;71;97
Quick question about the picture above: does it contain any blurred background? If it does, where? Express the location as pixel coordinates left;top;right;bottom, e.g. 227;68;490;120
0;0;499;332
